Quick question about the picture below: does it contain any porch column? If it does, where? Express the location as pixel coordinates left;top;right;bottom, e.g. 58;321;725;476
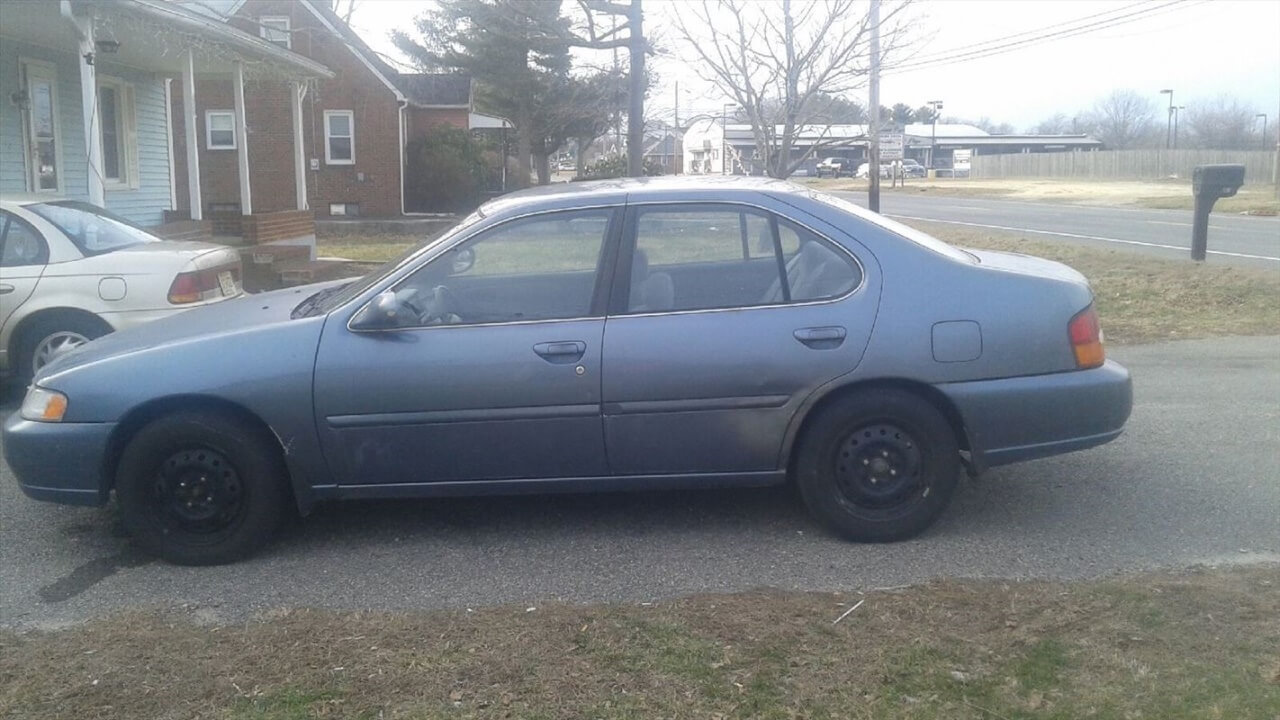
290;81;308;210
182;49;203;221
74;12;104;206
232;60;252;215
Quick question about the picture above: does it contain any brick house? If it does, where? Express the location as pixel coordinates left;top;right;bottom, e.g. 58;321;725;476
174;0;476;224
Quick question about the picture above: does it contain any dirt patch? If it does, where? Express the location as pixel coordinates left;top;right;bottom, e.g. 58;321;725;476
1;565;1276;719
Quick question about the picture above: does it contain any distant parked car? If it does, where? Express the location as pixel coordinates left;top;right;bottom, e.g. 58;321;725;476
0;197;244;382
4;177;1131;565
901;159;927;178
815;157;857;178
855;162;891;179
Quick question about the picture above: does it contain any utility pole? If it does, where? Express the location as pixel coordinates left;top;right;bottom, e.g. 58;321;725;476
868;0;881;213
626;0;645;177
672;81;680;174
1160;88;1173;149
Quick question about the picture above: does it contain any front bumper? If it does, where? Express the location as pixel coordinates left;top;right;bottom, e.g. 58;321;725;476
938;359;1133;473
2;412;115;506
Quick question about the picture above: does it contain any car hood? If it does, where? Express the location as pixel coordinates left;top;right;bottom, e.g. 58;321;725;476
963;248;1089;286
37;280;350;381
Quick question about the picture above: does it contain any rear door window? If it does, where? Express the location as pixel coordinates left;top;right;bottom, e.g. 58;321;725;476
620;204;860;314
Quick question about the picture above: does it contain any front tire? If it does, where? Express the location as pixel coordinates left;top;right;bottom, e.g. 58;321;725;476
116;411;287;565
795;389;959;542
16;314;109;382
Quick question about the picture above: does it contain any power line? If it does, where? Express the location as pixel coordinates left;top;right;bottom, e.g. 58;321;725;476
887;0;1202;74
899;0;1152;66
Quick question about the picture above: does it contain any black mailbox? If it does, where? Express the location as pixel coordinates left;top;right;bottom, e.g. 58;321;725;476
1189;164;1245;261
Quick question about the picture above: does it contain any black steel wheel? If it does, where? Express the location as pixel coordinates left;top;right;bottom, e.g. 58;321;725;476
796;389;959;542
150;448;246;539
116;410;287;565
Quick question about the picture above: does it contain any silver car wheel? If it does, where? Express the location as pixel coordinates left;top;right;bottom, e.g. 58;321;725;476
32;330;91;374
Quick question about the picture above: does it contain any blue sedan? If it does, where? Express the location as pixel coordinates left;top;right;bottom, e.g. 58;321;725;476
4;177;1132;564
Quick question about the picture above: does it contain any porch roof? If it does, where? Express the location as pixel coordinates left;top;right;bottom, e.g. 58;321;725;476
3;0;333;79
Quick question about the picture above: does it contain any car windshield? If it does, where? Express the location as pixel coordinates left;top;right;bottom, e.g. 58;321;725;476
26;201;157;256
295;208;487;318
808;190;975;264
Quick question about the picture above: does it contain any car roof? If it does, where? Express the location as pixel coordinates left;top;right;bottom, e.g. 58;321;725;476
0;193;64;208
478;175;807;217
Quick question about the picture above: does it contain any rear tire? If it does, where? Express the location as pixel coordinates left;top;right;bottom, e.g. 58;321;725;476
116;410;287;565
795;389;959;542
15;314;110;382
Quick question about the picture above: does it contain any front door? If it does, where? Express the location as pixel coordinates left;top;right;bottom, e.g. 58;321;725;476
314;208;619;487
601;202;879;476
22;62;61;193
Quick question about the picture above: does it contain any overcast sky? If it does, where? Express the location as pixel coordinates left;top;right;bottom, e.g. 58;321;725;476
350;0;1280;132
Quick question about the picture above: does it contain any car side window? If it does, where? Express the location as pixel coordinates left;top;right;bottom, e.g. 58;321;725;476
0;211;50;267
624;205;859;313
392;209;612;326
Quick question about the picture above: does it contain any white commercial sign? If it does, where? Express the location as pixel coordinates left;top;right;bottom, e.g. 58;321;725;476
879;132;904;161
952;148;972;171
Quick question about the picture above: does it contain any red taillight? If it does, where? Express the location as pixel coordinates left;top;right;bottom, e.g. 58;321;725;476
168;262;241;304
1069;304;1105;369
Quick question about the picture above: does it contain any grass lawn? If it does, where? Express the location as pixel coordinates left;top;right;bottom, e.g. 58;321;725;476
801;177;1280;215
2;565;1276;719
319;220;1280;346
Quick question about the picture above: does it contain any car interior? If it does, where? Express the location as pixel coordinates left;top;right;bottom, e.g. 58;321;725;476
388;207;860;327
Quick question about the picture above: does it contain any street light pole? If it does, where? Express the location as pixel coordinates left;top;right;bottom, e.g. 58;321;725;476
1258;114;1269;151
1160;89;1173;149
868;0;881;212
1174;106;1184;149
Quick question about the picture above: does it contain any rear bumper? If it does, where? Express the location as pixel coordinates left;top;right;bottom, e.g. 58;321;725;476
2;412;114;506
938;360;1132;473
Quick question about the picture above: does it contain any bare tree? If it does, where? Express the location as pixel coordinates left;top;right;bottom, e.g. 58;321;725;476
1030;113;1073;135
1184;95;1260;150
331;0;361;24
673;0;912;178
1083;89;1156;149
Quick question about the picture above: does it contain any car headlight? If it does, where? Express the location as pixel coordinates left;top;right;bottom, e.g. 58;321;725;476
20;386;68;423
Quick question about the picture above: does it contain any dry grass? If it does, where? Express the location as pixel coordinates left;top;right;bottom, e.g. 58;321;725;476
802;177;1280;215
916;223;1280;344
1;565;1276;719
320;224;1280;347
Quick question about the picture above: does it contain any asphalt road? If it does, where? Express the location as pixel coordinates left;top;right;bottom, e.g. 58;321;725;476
833;190;1280;268
2;336;1278;629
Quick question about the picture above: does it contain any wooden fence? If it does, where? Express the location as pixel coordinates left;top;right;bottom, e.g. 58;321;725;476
970;149;1276;183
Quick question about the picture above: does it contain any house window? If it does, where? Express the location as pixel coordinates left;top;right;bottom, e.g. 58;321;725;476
259;16;291;48
97;77;136;188
206;110;235;150
324;110;354;165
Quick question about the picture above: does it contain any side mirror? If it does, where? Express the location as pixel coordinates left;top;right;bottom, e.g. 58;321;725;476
450;247;475;275
350;290;404;330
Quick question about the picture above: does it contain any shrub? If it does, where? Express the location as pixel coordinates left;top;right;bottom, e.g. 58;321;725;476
404;125;493;213
575;154;664;181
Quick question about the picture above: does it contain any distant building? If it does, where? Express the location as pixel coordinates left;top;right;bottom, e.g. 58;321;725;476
681;120;1103;176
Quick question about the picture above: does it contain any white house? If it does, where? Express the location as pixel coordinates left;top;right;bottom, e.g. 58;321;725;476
0;0;331;229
